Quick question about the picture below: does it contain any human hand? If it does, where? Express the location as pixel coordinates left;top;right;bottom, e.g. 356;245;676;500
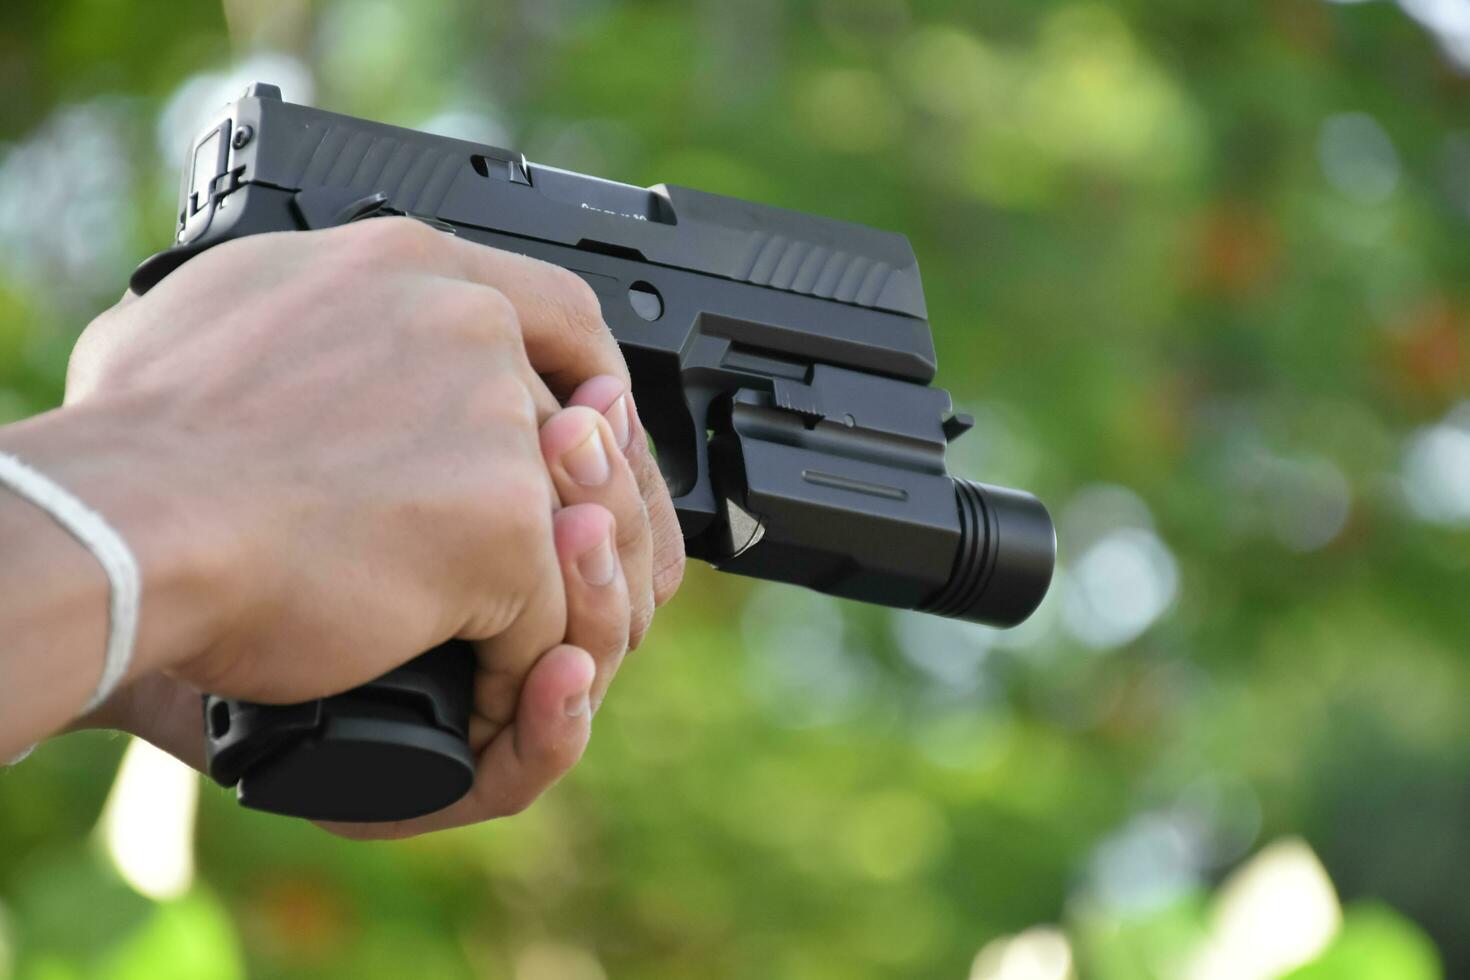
71;402;643;837
53;218;684;833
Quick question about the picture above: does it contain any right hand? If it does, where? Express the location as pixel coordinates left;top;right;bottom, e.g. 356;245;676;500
53;218;682;833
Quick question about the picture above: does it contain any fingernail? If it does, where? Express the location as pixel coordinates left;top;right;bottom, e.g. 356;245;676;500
606;395;632;450
563;428;610;485
565;690;591;717
577;531;617;586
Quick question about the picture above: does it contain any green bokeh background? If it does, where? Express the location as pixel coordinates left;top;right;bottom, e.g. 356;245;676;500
1;1;1468;978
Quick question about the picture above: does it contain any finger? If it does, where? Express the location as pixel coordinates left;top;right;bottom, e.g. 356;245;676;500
468;643;595;819
567;376;686;609
420;277;563;422
552;504;630;711
466;510;567;740
440;239;629;398
312;220;574;420
314;219;622;397
320;645;595;839
539;405;654;648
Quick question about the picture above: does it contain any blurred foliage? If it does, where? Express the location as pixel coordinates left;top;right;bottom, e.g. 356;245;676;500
1;0;1469;978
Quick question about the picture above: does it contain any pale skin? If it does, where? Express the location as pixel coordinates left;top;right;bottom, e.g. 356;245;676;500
0;217;685;839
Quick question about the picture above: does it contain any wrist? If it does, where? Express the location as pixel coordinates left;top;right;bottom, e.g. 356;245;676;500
0;396;242;681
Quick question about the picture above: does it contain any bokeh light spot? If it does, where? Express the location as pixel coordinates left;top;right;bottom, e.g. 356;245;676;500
1401;402;1470;526
1264;454;1352;552
97;738;199;902
1087;811;1203;914
1318;112;1400;204
1063;527;1179;649
1186;838;1340;980
157;52;314;166
970;926;1075;980
0;101;134;299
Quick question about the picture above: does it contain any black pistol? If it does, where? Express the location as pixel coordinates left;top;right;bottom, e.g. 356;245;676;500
131;83;1057;823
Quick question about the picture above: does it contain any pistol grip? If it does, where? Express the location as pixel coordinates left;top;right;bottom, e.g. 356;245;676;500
202;641;476;822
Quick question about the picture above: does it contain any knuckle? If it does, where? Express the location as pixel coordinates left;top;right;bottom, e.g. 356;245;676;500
494;465;554;546
349;215;442;262
654;547;687;601
543;404;605;451
545;268;605;336
473;285;521;333
652;520;688;606
473;666;522;729
583;598;631;660
533;721;585;773
628;601;654;651
598;627;630;666
614;485;652;549
554;499;614;545
429;285;520;349
468;593;522;644
455;461;552;616
490;377;540;434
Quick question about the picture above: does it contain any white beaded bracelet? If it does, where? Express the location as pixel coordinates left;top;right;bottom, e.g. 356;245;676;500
0;451;140;712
